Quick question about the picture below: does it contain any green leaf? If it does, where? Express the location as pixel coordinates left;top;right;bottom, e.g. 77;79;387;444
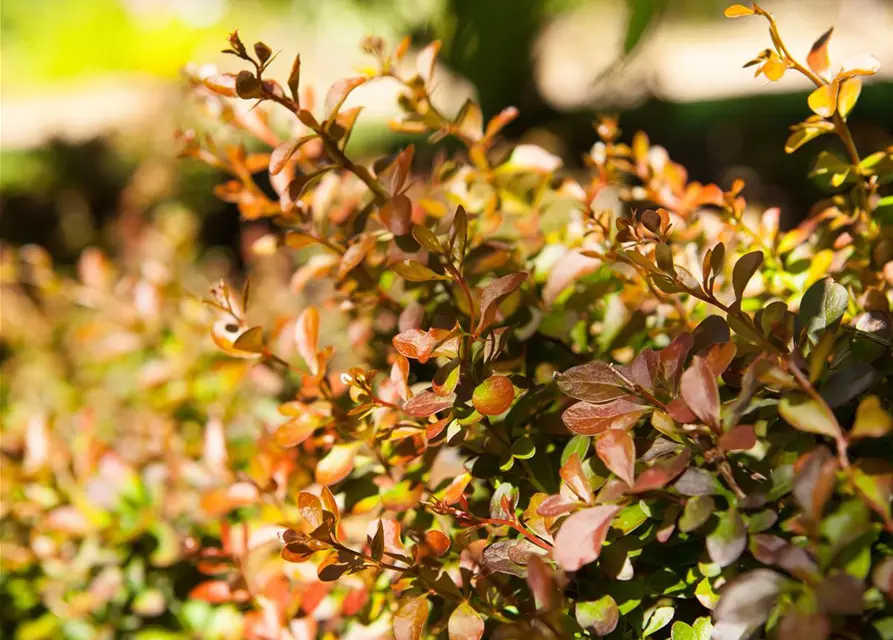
706;509;746;567
561;435;591;466
643;605;674;637
778;393;842;439
412;225;442;253
679;496;715;533
732;251;763;301
392;260;445;282
510;435;536;460
671;622;695;640
576;595;619;636
623;0;668;54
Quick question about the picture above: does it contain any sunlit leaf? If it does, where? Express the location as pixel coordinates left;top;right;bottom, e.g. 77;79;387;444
553;505;621;571
851;395;892;439
807;83;839;118
394;595;430;640
596;430;635;486
576;595;619;636
779;393;842;439
295;307;320;375
837;78;862;120
448;602;484;640
315;443;359;486
472;375;515;416
806;27;833;78
724;4;754;17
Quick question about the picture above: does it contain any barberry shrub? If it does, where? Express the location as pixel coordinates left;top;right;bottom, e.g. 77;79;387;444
182;4;893;639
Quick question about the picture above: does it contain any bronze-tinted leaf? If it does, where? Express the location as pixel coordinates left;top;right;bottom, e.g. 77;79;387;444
394;595;430;640
393;329;437;363
559;453;593;504
562;398;648;435
718;424;756;452
806;27;833;77
338;235;376;280
680;356;720;429
476;272;527;334
315;443;359;486
232;326;264;354
424;531;451;556
403;391;454;417
324;77;366;118
393;260;441;283
792;446;838;523
448;602;484;640
555;362;628;403
380;195;413;236
732;251;763;301
472;375;515;416
713;569;784;625
595;430;635;486
553;505;621;571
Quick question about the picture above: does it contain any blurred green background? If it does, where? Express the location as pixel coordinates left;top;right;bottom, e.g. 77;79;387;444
2;0;892;265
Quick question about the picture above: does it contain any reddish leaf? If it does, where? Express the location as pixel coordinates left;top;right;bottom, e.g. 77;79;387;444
595;430;635;486
367;518;405;556
448;602;484;640
380;195;413;236
298;492;324;529
324;77;366;118
553;505;621;571
618;349;658;391
189;580;232;604
680;356;720;429
705;341;737;377
537;493;582;517
525;556;558;611
718;424;756;452
403;391;454;417
394;595;429;640
556;362;627;403
543;250;601;305
338;235;376;280
424;531;451;556
393;329;437;363
472;375;515;416
658;333;694;391
559;453;593;503
476;272;527;334
666;397;697;424
630;449;691;493
315;443;359;486
443;472;472;504
714;569;784;626
807;27;833;78
562;398;647;435
792;446;838;523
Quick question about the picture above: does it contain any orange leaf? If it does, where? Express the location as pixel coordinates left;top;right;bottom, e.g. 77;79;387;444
724;4;754;17
596;430;636;486
315;443;359;486
394;595;430;640
472;375;515;416
806;27;833;78
448;602;484;640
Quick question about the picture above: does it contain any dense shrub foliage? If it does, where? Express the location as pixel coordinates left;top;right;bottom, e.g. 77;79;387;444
3;3;893;639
